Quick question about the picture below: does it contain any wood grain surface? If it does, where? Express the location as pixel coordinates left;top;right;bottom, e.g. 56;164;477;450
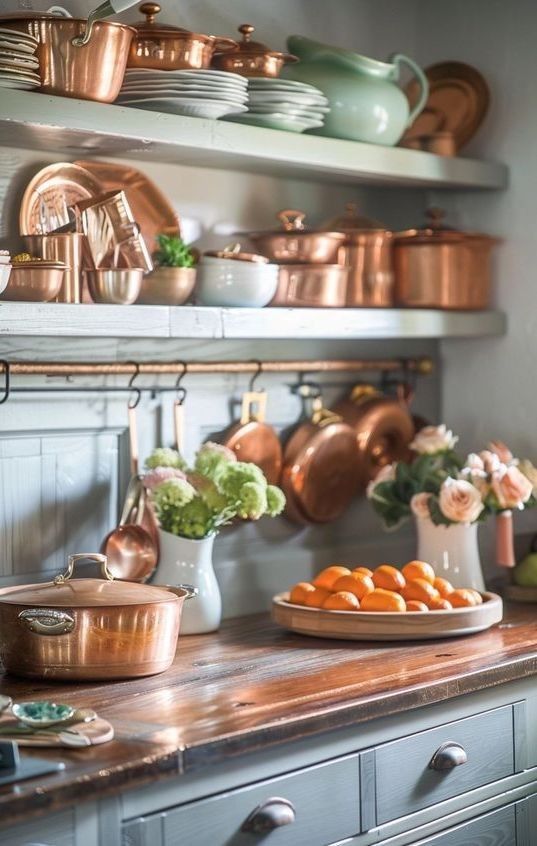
0;604;536;827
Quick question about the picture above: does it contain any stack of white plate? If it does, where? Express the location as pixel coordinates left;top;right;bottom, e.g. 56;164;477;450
116;69;249;119
226;78;330;133
0;27;40;90
0;251;11;295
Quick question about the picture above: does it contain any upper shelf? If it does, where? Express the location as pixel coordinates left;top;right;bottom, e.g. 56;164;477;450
0;303;506;340
1;90;508;190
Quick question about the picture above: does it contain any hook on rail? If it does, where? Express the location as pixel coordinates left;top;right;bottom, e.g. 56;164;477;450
248;360;264;393
174;362;188;405
127;362;142;409
0;360;10;405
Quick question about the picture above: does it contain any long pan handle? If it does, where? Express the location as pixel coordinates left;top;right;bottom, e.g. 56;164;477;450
174;399;185;454
128;404;139;476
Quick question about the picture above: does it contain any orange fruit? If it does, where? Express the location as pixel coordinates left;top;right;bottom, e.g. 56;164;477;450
402;560;435;584
322;591;360;611
313;565;351;590
406;600;429;612
427;596;453;611
352;566;373;577
333;573;375;600
402;578;440;604
467;589;483;605
304;586;332;608
372;564;406;592
289;582;316;605
450;588;479;608
361;588;406;613
433;577;454;598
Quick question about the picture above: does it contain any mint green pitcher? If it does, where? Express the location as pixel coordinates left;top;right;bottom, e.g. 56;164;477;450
285;35;428;146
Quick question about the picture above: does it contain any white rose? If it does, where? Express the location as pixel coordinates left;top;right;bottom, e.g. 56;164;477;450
366;462;397;499
439;477;484;524
519;459;537;496
464;453;485;472
478;449;502;474
410;424;458;455
410;492;432;520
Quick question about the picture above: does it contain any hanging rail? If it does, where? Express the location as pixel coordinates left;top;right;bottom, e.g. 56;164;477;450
0;357;433;377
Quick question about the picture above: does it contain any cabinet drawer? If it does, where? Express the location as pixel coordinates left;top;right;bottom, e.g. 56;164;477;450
123;754;359;846
408;803;516;845
370;705;515;826
0;808;75;846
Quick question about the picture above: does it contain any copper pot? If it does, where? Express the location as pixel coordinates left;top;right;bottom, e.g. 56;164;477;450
2;12;135;102
271;264;348;307
127;3;236;70
212;23;297;78
248;210;346;264
324;204;394;307
0;554;195;681
24;234;94;304
394;208;500;310
333;385;415;492
219;391;282;485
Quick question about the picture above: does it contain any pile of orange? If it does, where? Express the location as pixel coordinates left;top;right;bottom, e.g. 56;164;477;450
288;561;483;613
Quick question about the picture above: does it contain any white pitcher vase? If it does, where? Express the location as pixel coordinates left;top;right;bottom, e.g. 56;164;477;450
415;517;485;592
155;530;221;634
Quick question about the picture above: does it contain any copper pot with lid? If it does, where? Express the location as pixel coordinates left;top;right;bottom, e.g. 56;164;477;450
333;384;415;492
248;209;346;264
0;553;196;681
212;23;297;78
394;207;500;310
323;203;394;307
127;3;237;70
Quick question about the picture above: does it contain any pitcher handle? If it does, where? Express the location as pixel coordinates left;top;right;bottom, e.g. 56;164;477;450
391;53;429;129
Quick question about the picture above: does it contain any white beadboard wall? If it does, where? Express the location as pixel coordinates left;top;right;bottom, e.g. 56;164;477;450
0;0;451;616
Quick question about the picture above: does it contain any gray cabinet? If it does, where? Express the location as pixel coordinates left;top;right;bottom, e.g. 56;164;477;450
407;803;516;845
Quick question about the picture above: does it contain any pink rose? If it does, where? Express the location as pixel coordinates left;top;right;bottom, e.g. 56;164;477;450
478;450;502;474
489;440;515;465
519;459;537;496
410;492;432;520
366;462;397;499
410;424;458;455
439;477;484;524
144;466;187;489
490;465;533;510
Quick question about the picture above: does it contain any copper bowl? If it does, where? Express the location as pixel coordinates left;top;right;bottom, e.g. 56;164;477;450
3;14;135;102
212;23;297;78
248;209;346;264
85;268;144;305
271;264;348;308
137;266;196;305
1;262;66;302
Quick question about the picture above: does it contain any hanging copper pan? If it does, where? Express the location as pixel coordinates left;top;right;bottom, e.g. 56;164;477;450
220;390;282;485
333;384;415;492
281;387;360;524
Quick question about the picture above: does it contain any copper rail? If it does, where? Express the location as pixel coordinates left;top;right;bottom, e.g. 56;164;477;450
0;357;433;377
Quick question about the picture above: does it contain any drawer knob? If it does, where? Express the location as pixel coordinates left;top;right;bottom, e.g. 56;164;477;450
429;741;468;771
241;796;296;833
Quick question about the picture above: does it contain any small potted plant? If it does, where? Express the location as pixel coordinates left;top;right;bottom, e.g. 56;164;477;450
137;233;197;305
144;443;286;634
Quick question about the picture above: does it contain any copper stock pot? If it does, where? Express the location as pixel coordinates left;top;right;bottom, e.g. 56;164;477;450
0;553;195;681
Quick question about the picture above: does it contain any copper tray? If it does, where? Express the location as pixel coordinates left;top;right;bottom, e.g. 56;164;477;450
75;160;180;254
19;163;102;235
403;62;490;151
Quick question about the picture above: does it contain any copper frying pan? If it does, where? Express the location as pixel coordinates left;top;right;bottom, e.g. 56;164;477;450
281;388;361;525
221;391;282;485
333;384;415;492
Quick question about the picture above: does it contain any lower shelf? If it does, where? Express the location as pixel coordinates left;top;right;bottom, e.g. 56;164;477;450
0;303;506;340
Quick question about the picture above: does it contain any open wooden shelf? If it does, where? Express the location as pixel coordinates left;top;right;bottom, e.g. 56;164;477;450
0;90;508;190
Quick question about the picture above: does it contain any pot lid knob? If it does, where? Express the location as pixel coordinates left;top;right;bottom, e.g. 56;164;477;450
239;23;255;41
426;207;448;230
139;2;160;24
278;209;306;232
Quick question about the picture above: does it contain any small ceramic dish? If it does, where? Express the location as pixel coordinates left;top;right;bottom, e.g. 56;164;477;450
196;261;279;307
12;700;75;728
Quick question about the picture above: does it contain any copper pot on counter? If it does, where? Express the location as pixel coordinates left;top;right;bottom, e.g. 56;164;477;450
394;208;500;310
212;23;297;78
248;209;346;264
127;3;236;70
271;264;348;307
323;204;394;307
0;554;195;681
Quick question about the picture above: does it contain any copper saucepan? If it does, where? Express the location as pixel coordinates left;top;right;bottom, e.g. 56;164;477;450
247;210;346;264
220;390;282;485
281;386;361;524
0;554;195;681
333;384;415;492
212;23;297;78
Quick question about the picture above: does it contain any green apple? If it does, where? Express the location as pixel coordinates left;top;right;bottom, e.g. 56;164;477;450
513;553;537;587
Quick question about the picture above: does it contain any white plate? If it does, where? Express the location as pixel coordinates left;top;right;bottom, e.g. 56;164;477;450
0;54;40;70
0;27;38;45
124;69;247;86
0;74;39;89
250;92;328;105
0;64;39;79
120;84;247;100
249;78;325;92
121;80;248;95
249;103;330;116
119;90;247;106
0;38;36;55
226;113;324;132
119;97;248;119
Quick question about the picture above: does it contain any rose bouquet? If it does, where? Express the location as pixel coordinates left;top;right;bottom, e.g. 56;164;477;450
144;442;286;540
367;424;536;534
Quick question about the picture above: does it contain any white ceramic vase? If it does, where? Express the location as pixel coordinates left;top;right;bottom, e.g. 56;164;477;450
155;530;221;634
415;517;486;592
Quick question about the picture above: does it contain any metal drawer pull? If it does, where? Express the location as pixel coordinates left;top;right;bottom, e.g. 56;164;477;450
429;741;468;771
241;796;296;833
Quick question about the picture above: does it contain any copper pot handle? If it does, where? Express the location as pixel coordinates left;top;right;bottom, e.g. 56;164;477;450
54;553;114;585
278;209;306;232
18;608;75;636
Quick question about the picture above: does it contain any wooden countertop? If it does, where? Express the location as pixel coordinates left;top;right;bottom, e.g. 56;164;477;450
1;604;537;827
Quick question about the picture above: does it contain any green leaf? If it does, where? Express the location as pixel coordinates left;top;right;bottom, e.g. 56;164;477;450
154;234;195;268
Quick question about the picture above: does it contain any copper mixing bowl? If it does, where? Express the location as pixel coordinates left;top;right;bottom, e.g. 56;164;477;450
1;262;66;302
137;266;196;305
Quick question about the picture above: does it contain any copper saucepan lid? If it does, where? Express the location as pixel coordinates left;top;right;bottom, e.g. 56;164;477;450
213;23;297;63
203;243;269;263
220;390;282;485
395;207;501;244
247;209;345;240
128;2;236;50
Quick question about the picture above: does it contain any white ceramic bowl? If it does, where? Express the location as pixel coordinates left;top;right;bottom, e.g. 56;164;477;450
0;264;11;294
196;261;279;307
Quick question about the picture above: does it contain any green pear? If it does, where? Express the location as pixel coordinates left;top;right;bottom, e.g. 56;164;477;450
513;553;537;587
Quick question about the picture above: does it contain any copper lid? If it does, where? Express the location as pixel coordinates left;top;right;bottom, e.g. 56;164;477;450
217;23;297;62
396;207;499;244
248;209;345;240
323;203;389;234
204;242;269;263
130;3;236;48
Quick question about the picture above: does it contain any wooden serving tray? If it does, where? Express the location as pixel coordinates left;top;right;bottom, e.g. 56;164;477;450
272;592;503;641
